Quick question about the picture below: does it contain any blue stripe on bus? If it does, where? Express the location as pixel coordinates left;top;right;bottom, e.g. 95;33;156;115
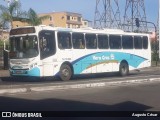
27;67;40;76
72;52;147;74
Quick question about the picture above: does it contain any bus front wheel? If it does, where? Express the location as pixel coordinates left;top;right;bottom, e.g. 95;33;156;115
59;64;72;81
119;62;129;76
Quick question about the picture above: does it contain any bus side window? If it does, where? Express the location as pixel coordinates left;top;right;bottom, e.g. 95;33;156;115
122;35;133;49
58;36;63;49
86;34;97;49
39;30;56;60
143;36;148;49
72;33;85;49
134;36;142;49
58;32;72;49
109;35;121;49
98;34;109;49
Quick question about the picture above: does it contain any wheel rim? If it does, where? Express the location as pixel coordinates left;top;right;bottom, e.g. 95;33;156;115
122;66;126;73
62;68;69;77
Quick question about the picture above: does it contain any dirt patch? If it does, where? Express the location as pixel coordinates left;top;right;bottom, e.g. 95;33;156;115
0;70;9;77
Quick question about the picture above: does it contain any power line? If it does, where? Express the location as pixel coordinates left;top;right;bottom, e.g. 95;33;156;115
94;0;121;29
123;0;148;32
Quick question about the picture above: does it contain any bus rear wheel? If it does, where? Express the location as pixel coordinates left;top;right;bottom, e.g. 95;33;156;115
119;62;129;76
59;64;72;81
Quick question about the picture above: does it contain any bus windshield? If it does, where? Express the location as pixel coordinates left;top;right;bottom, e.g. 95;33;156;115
9;35;39;59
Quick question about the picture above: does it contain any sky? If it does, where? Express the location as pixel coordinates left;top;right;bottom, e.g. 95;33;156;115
0;0;159;26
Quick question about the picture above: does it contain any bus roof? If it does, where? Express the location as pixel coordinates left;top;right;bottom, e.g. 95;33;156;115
11;25;150;36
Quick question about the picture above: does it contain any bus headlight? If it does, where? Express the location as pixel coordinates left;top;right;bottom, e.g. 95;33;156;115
30;64;34;69
30;63;37;69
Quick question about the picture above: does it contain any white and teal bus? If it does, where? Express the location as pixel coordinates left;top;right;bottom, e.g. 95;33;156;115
9;25;151;80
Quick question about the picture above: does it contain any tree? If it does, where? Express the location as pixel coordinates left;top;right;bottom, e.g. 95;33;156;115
0;1;27;29
151;40;159;66
27;8;50;26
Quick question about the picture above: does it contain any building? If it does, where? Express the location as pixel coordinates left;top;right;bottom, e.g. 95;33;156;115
82;19;92;28
12;20;29;28
0;11;91;42
39;11;90;28
11;11;91;29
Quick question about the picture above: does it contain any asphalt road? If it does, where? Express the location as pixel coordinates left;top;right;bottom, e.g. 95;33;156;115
0;67;160;95
0;80;160;118
0;67;160;120
1;80;160;111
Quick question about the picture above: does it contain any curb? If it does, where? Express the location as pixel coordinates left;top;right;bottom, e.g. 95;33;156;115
0;77;160;95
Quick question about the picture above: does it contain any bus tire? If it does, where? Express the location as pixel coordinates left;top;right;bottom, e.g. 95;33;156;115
59;64;72;81
119;62;129;76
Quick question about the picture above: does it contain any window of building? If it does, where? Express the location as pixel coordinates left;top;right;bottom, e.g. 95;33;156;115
57;32;72;49
72;33;85;49
134;36;142;49
49;17;52;21
85;34;97;49
109;35;121;49
84;22;87;25
122;35;133;49
72;25;75;28
67;24;70;28
98;34;109;49
67;16;70;20
78;17;81;22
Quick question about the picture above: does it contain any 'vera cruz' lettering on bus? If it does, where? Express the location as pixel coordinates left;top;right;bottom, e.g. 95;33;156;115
110;54;115;60
92;54;114;61
92;56;102;60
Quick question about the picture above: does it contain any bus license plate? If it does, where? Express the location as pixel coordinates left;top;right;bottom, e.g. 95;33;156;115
15;70;24;74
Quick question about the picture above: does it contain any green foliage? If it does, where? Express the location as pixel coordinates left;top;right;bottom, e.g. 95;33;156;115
0;1;49;27
0;1;27;28
0;39;9;46
0;40;3;46
151;41;159;61
26;8;50;26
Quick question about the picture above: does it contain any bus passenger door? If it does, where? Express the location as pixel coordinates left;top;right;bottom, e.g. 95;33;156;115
42;58;54;76
39;30;56;76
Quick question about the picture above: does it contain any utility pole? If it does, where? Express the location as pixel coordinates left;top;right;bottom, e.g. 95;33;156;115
123;0;148;32
94;0;121;29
